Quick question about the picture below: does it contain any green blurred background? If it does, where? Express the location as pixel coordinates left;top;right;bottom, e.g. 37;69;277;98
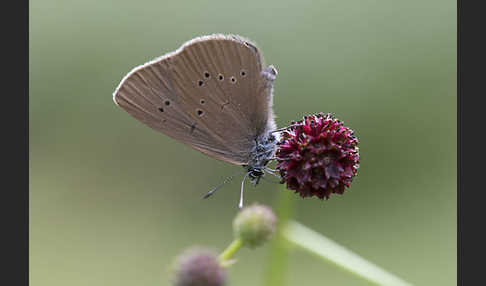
30;0;456;285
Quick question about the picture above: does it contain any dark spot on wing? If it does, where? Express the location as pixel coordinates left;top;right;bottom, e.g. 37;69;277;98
190;123;197;134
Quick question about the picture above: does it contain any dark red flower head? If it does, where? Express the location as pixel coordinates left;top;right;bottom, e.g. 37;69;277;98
275;113;359;199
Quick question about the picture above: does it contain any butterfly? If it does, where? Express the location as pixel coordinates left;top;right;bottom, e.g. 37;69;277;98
113;34;280;208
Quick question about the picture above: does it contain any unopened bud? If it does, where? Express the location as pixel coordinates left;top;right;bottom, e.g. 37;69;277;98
233;204;277;248
171;248;227;286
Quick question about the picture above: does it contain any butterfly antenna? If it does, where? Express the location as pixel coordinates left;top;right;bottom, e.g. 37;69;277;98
203;169;246;199
238;172;251;209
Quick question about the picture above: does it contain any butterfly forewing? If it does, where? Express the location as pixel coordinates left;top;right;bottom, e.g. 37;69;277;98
113;34;276;165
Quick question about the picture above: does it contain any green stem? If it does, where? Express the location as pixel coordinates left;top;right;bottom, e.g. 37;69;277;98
284;220;414;286
261;189;294;286
218;238;243;263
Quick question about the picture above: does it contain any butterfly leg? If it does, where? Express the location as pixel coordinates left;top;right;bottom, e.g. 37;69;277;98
263;167;281;179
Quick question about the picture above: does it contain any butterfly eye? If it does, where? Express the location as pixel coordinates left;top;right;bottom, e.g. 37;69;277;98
218;74;224;81
197;109;204;116
200;99;205;104
240;70;246;77
204;72;210;78
230;76;236;83
198;80;204;86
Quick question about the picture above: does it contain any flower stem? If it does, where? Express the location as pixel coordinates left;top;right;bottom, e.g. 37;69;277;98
218;238;243;264
283;220;414;286
261;190;294;286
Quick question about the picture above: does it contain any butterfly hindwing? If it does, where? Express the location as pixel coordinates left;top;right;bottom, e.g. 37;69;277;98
113;34;277;165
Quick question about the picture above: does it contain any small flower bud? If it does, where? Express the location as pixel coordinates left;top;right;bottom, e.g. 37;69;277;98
233;204;277;248
171;248;227;286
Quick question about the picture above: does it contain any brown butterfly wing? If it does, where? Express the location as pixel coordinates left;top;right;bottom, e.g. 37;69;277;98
113;34;276;165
